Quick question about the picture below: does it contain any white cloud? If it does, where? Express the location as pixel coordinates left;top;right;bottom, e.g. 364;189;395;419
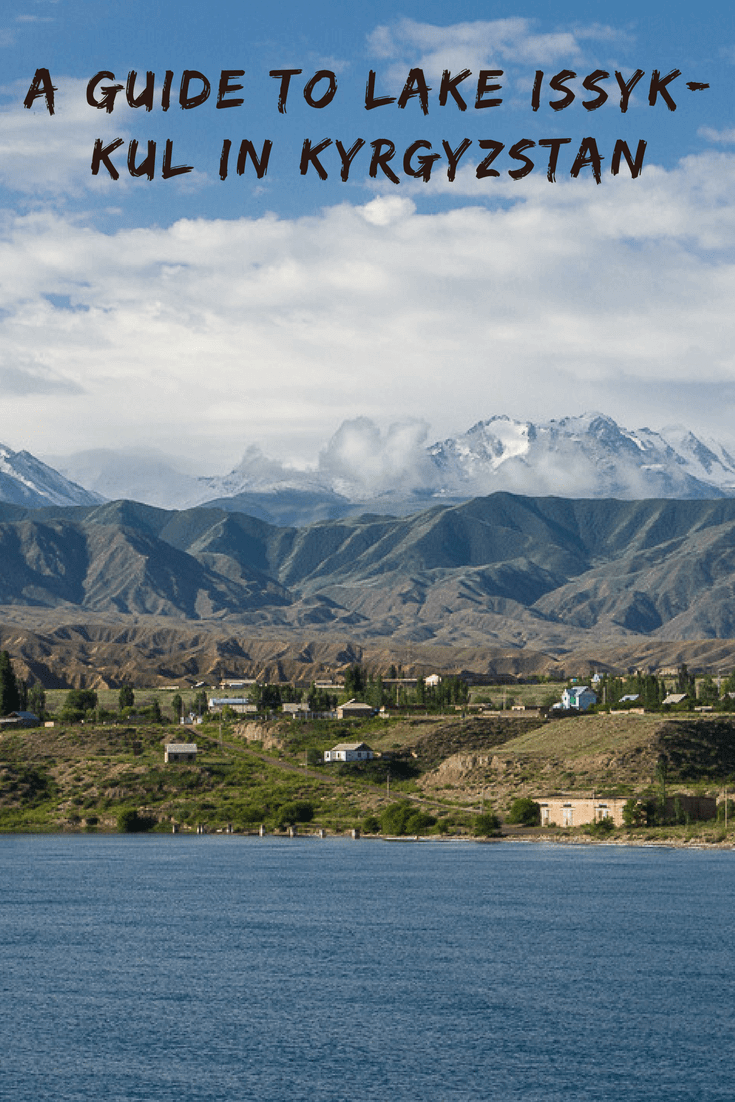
699;126;735;143
366;17;631;85
0;78;132;195
0;76;212;198
0;151;735;465
318;417;433;496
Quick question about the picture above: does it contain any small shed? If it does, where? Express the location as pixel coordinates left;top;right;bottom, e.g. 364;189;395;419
165;742;198;763
336;699;375;720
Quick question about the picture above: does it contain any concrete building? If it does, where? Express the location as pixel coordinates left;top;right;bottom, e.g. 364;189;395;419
165;743;198;763
536;793;717;827
537;796;629;827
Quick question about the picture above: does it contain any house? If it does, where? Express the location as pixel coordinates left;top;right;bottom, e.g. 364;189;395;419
0;710;40;729
560;686;597;711
165;742;198;762
537;796;630;827
324;741;374;763
662;693;688;706
336;699;375;720
425;674;442;687
207;697;252;713
282;702;312;718
536;793;717;827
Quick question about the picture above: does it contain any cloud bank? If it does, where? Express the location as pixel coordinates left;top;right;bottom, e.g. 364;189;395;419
0;151;734;465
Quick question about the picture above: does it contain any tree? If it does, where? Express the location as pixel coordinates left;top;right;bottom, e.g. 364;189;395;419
623;798;657;827
27;682;46;720
171;693;183;719
677;664;695;696
60;688;98;721
343;664;366;699
379;801;436;836
117;808;157;833
473;811;501;836
506;798;541;826
118;684;135;710
277;800;314;828
0;651;20;715
147;698;162;723
698;675;719;705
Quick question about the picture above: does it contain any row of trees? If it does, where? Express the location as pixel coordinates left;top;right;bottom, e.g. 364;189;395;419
343;665;469;710
588;665;735;711
0;651;46;718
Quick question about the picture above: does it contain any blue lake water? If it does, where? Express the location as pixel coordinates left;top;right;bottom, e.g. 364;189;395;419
1;835;734;1101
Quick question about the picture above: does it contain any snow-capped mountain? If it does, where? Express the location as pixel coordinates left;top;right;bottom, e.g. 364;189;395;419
0;443;103;508
32;413;735;519
426;413;735;500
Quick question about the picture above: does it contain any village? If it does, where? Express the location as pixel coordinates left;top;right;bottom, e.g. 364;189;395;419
2;650;734;838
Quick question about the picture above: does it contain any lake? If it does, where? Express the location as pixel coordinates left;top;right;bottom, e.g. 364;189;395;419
2;835;733;1101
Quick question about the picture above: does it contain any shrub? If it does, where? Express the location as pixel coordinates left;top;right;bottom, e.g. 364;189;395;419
586;816;616;837
117;808;157;833
277;800;315;827
622;798;656;827
506;798;541;826
379;801;436;835
473;811;501;837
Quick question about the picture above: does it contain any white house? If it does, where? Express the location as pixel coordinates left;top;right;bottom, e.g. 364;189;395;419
425;674;442;687
560;686;597;711
324;741;374;763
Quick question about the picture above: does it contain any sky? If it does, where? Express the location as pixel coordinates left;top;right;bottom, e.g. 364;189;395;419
1;0;734;477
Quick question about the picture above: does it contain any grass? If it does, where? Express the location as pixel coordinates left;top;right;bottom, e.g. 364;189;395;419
4;709;735;840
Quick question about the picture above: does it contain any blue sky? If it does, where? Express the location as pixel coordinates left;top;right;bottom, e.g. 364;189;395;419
1;0;734;477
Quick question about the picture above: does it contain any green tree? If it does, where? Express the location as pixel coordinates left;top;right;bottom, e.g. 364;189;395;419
506;798;541;826
697;676;719;705
622;798;657;827
473;811;501;836
0;651;20;715
277;800;314;827
27;681;46;720
146;698;162;723
677;664;695;696
118;684;135;710
379;801;436;836
343;664;366;699
171;693;183;719
60;688;98;721
117;808;157;833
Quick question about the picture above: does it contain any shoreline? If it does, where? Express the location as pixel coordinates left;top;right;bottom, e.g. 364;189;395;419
2;827;733;850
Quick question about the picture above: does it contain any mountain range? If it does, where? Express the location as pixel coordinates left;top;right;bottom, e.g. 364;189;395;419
2;492;735;651
30;412;735;523
5;414;735;686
